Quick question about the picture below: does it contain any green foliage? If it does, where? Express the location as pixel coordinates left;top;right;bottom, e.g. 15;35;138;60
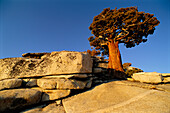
123;63;132;69
88;6;160;56
87;49;100;56
125;68;143;77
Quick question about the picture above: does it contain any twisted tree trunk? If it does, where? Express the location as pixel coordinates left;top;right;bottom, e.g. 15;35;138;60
108;40;125;79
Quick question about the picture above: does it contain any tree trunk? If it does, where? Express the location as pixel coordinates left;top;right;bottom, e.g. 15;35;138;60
108;40;125;79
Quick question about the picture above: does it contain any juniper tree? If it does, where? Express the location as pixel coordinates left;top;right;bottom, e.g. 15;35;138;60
88;6;160;78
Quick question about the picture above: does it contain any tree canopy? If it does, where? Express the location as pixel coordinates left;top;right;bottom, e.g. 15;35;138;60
88;6;160;56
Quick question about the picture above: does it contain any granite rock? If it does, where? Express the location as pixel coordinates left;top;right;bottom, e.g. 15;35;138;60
0;89;42;112
41;89;71;101
63;81;170;113
37;78;92;90
96;62;108;68
132;72;164;83
42;74;92;79
0;78;22;90
0;51;93;80
31;87;71;101
23;79;37;87
22;103;66;113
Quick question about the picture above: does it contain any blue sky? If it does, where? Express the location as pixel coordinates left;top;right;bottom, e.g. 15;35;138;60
0;0;170;73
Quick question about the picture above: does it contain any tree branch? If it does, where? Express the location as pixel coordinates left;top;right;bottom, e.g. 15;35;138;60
114;18;150;42
114;28;129;41
126;18;150;28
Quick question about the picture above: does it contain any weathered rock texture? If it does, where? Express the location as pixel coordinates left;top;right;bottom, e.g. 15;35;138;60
0;51;92;80
41;89;70;101
0;78;22;90
23;79;37;87
23;104;66;113
42;74;92;79
132;72;164;83
0;51;94;112
63;81;170;113
0;89;42;112
31;87;71;102
37;78;92;90
162;73;170;83
22;52;51;59
0;51;169;113
91;56;110;84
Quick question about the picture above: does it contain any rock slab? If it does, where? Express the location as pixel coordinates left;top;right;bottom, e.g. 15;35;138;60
37;78;92;90
0;78;22;90
63;81;170;113
132;72;164;83
23;103;66;113
0;51;93;80
42;89;71;101
0;89;42;112
23;79;37;87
